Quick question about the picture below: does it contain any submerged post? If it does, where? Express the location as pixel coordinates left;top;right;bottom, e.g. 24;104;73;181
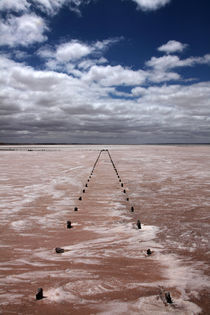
137;220;141;229
147;249;152;255
36;288;43;300
67;220;72;229
55;247;64;253
165;292;173;304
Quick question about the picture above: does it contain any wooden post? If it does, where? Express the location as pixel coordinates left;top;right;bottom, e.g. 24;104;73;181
165;292;173;304
36;288;43;300
137;220;141;229
55;247;64;253
147;249;152;255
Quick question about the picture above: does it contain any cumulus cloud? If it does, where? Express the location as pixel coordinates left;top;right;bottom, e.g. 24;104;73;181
0;14;48;47
158;40;188;54
0;0;171;15
78;57;107;70
38;38;120;73
146;54;210;71
131;0;171;11
82;65;147;86
39;38;210;86
55;41;92;62
31;0;66;15
38;38;120;61
0;54;210;144
0;0;90;15
131;82;210;109
148;70;180;83
0;0;29;12
31;0;77;16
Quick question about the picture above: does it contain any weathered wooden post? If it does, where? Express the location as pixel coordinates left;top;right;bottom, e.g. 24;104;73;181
147;249;152;255
137;220;141;229
36;288;43;300
165;292;173;304
55;247;64;253
67;220;72;229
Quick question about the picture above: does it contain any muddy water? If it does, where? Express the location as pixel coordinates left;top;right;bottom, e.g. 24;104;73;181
0;145;209;314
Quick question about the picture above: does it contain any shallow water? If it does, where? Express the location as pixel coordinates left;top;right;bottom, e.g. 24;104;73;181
0;145;209;314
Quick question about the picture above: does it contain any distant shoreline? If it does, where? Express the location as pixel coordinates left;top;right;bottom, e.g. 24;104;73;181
0;143;210;146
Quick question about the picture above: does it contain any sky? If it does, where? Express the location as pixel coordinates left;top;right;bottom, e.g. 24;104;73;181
0;0;210;144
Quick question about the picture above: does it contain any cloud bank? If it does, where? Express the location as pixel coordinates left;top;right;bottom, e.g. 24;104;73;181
0;0;209;144
0;38;210;143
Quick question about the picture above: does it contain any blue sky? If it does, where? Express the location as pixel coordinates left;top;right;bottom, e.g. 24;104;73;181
0;0;210;143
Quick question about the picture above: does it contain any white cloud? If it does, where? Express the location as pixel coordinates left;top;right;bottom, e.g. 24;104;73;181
38;38;120;62
0;55;210;143
131;0;171;11
0;0;88;15
0;0;171;16
0;14;48;47
148;70;180;83
78;57;107;70
146;55;180;70
133;83;210;112
56;41;92;62
31;0;89;15
158;40;188;54
82;65;147;86
38;39;120;73
38;40;210;86
0;0;29;12
94;38;122;51
146;54;210;71
31;0;66;15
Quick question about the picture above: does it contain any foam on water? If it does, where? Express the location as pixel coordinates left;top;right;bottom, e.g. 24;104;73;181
0;293;24;306
97;296;202;315
36;215;208;314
